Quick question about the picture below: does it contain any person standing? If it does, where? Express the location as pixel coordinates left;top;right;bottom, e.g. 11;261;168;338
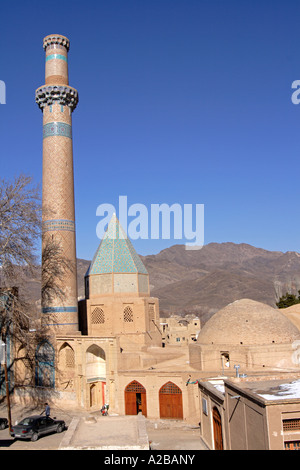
41;403;50;418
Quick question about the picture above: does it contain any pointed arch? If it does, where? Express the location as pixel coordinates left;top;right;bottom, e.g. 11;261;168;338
125;381;147;417
125;380;146;393
59;342;75;369
85;344;106;380
159;381;183;419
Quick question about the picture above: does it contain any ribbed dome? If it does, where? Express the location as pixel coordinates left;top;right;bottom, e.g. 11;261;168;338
197;299;300;346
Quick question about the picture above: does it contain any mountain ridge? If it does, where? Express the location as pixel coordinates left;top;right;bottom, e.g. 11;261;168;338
22;242;300;325
140;242;300;323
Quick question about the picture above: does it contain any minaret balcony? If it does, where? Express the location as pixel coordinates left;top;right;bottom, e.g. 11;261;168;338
35;85;78;112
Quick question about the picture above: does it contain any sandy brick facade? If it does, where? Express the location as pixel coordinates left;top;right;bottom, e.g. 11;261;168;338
36;34;79;332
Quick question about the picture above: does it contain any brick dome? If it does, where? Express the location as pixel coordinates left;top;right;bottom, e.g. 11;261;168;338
280;303;300;332
197;299;300;346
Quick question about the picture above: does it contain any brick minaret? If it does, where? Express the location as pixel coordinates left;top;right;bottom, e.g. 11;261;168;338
36;34;79;332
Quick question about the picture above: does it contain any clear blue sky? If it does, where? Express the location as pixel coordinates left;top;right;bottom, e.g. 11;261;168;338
1;0;300;259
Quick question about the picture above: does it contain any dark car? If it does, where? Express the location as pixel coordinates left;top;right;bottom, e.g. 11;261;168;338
10;415;66;441
0;417;8;430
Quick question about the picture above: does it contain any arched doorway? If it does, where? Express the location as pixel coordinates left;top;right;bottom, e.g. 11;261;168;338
159;381;183;419
90;383;96;407
86;345;106;378
213;406;223;450
85;345;106;408
125;381;147;417
59;343;75;370
57;342;75;391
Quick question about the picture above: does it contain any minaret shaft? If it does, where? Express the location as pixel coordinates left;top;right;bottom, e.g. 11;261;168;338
36;34;79;332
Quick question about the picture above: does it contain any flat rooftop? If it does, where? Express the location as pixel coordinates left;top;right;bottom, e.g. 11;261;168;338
225;377;300;404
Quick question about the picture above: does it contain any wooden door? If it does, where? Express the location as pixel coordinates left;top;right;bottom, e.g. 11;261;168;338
90;384;96;407
159;382;183;419
141;392;147;417
213;407;223;450
124;381;147;417
125;391;138;415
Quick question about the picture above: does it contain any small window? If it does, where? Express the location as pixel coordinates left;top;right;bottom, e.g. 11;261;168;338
91;307;105;324
124;306;133;322
221;352;230;368
148;304;155;322
65;348;75;368
283;419;300;432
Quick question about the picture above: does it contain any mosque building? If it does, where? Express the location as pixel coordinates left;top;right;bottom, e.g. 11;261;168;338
11;34;300;426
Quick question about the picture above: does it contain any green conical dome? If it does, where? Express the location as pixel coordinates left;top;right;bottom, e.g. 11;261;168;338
87;213;148;276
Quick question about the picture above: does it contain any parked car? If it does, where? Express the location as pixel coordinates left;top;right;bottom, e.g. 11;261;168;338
10;415;66;441
0;417;8;430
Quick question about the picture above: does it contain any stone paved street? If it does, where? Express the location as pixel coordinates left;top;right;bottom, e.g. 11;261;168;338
0;403;208;451
0;403;86;450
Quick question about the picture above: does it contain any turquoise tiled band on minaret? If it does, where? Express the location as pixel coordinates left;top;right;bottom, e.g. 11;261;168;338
42;306;78;314
42;219;75;232
46;54;68;62
43;121;72;139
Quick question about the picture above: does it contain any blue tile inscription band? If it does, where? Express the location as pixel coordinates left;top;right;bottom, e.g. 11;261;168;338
42;306;78;314
46;54;68;62
42;219;75;232
43;121;72;139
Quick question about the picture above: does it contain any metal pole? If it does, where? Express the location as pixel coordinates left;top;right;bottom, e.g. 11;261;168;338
234;364;240;378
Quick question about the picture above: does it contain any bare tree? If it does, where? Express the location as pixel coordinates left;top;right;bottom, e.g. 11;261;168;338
0;175;42;392
41;233;75;308
0;173;74;316
0;174;74;402
0;174;41;287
